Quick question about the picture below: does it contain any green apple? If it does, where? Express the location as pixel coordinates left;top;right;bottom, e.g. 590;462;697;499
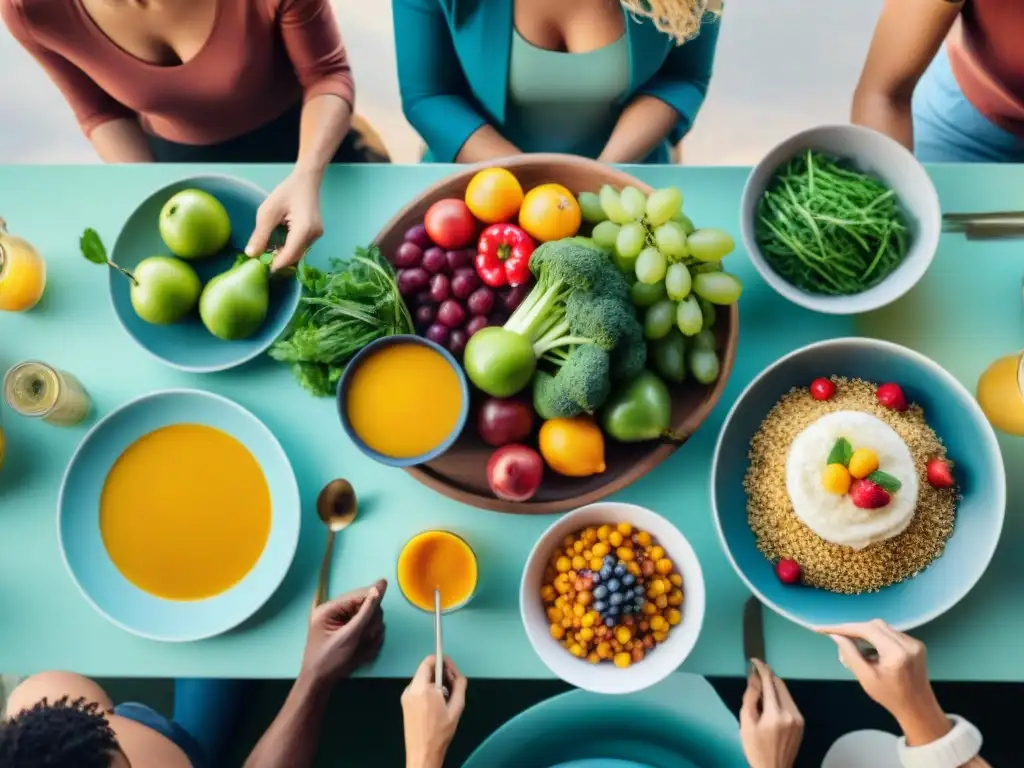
131;256;202;325
199;257;270;340
159;189;232;259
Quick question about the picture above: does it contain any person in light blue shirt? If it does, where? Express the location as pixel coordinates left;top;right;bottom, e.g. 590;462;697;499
393;0;723;164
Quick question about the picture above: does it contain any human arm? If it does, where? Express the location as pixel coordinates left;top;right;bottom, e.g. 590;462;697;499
392;0;519;163
245;0;355;268
851;0;964;150
0;0;149;162
599;11;721;163
402;655;468;768
820;620;990;767
738;659;803;768
243;580;387;768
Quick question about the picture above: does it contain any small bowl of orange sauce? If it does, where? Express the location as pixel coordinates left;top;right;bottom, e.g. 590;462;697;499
338;335;469;468
397;530;478;613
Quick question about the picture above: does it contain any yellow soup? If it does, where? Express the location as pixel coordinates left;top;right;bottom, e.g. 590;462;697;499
346;342;463;459
100;424;272;601
397;530;478;611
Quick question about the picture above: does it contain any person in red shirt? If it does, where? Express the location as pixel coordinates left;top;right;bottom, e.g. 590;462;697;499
852;0;1024;163
1;0;385;269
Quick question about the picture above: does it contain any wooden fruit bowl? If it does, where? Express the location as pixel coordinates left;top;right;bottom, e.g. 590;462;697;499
373;154;738;514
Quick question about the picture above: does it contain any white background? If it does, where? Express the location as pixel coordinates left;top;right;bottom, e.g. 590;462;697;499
0;0;883;164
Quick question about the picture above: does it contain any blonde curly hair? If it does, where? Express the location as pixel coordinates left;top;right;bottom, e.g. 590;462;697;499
619;0;722;45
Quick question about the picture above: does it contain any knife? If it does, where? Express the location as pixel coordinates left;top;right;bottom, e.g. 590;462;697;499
742;596;766;663
943;211;1024;239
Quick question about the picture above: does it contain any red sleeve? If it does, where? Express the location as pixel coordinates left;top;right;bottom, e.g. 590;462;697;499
0;0;134;136
278;0;355;108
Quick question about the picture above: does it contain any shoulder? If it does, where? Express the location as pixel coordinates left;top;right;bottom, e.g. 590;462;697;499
1;0;77;42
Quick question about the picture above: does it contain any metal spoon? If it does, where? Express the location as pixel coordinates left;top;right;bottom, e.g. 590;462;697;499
314;479;358;607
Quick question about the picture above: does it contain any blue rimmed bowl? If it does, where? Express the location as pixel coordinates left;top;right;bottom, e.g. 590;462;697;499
712;338;1005;631
337;335;470;468
110;174;301;373
58;389;300;642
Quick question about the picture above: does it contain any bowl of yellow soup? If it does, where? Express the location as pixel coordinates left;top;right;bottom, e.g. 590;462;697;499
58;389;300;642
338;335;470;467
397;530;479;614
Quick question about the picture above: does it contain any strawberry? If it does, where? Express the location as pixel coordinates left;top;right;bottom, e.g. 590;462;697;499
926;457;955;489
775;558;802;585
849;478;891;509
876;382;908;411
810;377;836;401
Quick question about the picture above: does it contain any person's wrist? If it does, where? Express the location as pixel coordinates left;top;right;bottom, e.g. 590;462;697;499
894;696;951;747
292;161;326;183
406;745;445;768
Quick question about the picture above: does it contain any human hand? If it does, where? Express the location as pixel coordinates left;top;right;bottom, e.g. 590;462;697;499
818;620;949;745
739;659;804;768
401;655;467;768
246;168;324;271
301;579;387;685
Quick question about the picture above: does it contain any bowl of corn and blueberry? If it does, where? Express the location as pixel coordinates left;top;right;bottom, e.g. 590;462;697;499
521;502;705;695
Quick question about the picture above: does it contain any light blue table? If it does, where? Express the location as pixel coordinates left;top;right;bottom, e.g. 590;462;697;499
0;164;1021;681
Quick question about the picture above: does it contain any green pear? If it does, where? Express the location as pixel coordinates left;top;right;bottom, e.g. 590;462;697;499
199;258;270;340
131;256;202;325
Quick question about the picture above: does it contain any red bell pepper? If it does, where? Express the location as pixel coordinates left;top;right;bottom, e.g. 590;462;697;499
474;223;535;288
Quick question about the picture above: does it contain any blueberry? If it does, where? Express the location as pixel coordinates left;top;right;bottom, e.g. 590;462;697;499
622;574;636;587
591;572;602;585
609;592;623;606
593;600;607;613
593;585;608;599
606;578;621;593
633;597;645;609
604;555;616;567
605;616;616;627
599;566;613;580
607;605;620;617
623;603;634;614
614;564;626;577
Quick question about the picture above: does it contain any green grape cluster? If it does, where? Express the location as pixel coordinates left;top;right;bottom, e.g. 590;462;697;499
577;185;744;384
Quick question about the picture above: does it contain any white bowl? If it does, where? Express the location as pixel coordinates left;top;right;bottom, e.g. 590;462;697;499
740;124;941;315
520;502;705;695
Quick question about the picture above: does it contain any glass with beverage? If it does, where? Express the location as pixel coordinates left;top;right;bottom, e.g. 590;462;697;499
4;362;91;426
976;351;1024;436
0;218;46;312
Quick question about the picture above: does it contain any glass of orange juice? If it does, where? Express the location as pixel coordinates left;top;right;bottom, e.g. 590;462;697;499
0;218;46;312
976;351;1024;435
397;530;478;613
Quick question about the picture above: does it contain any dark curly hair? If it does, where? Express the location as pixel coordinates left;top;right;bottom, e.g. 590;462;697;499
0;696;122;767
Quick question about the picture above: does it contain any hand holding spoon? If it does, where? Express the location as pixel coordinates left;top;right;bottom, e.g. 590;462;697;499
314;479;358;607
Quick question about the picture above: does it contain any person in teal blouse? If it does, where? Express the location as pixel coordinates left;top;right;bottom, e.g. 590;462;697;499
393;0;723;164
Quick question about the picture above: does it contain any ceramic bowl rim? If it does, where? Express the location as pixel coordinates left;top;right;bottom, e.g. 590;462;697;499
336;334;471;468
520;501;706;694
108;173;300;374
739;123;941;316
56;387;301;642
710;336;1006;632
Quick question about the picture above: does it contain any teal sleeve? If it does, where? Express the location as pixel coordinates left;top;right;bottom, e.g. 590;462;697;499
392;0;489;163
637;17;721;145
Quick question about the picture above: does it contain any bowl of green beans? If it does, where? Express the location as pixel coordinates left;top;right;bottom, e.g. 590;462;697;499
740;124;941;315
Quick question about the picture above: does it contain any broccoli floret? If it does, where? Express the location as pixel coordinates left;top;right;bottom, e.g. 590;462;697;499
565;293;641;351
611;332;648;382
553;344;611;412
533;370;584;420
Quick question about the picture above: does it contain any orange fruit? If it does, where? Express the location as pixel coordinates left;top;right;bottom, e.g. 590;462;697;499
519;184;582;242
539;417;606;477
465;168;524;224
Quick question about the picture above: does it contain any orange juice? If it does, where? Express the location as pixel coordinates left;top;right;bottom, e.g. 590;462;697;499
0;218;46;312
976;352;1024;435
397;530;477;612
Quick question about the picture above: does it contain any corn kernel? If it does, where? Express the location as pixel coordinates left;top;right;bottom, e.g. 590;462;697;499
666;608;682;626
555;580;570;595
650;546;665;561
616;546;635;562
617;522;633;536
579;627;594;642
655;558;673;575
597;525;611;541
584;527;598;540
577;591;592;606
555;556;571;573
583;549;593;560
573;603;586;618
668;591;683;607
655;594;668;609
587;652;600;664
561;617;573;629
550;624;565;639
613;652;631;668
627;562;642;577
648;579;666;597
570;643;585;658
597;641;613;659
608;531;623;547
573;540;585;553
669;574;682;587
563;535;576;549
540;585;556;602
653;631;668;643
615;626;632;644
592;542;610;558
572;555;587;570
590;558;603;571
649;615;666;632
547;607;564;623
636;531;652;547
581;613;596;628
643;602;658;616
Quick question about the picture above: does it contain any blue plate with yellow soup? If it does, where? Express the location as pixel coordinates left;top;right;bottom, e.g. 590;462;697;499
58;389;300;642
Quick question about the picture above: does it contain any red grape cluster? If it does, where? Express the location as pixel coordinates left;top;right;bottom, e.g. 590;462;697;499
394;223;531;359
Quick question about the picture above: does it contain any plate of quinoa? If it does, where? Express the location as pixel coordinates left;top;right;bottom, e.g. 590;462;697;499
712;338;1005;631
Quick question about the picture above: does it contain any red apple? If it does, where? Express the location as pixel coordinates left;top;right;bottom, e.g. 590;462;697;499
487;444;544;503
477;397;534;447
